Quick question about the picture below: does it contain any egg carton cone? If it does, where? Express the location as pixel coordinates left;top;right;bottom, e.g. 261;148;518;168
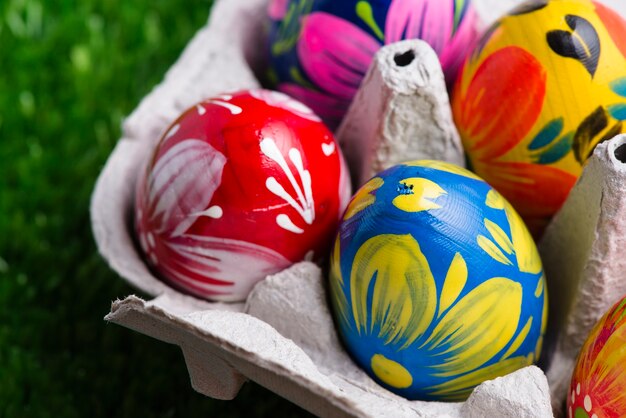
540;135;626;416
91;0;625;417
335;39;465;187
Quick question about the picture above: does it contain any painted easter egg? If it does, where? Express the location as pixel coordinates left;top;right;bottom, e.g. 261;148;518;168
135;89;351;302
267;0;478;128
329;160;547;401
568;296;626;418
452;0;626;235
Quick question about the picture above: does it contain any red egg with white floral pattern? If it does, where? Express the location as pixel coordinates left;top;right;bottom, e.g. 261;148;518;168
135;89;351;302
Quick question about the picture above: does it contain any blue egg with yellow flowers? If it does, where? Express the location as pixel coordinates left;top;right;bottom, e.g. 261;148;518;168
329;160;547;401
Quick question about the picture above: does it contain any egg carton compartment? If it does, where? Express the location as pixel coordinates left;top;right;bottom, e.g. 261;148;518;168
90;0;626;417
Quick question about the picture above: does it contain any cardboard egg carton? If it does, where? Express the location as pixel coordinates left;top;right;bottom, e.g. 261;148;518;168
91;0;626;416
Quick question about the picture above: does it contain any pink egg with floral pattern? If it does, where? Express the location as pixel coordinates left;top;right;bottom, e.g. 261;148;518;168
135;89;351;302
568;296;626;418
267;0;478;128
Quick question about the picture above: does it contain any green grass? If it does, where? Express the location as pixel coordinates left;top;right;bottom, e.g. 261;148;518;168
0;0;312;416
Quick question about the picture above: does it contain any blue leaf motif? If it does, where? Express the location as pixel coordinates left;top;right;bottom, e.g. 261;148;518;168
610;78;626;98
608;104;626;121
528;118;564;151
537;132;574;164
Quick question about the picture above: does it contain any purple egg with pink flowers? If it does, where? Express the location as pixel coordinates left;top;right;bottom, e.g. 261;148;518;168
266;0;478;128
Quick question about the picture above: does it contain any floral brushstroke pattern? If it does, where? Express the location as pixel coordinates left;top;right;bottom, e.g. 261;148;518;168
135;91;350;301
136;138;291;298
568;297;626;418
453;45;576;235
268;0;478;128
260;137;315;234
250;89;320;122
452;0;626;236
330;161;546;401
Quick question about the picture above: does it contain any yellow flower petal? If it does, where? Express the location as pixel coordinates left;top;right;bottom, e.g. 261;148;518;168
392;177;446;213
404;160;483;181
477;235;513;266
423;277;522;378
485;218;514;255
329;237;350;329
485;190;542;275
500;316;533;361
486;189;506;209
344;177;384;220
535;275;545;298
371;354;413;389
541;287;548;334
351;234;437;349
438;253;468;317
506;205;542;275
425;356;531;401
535;336;543;360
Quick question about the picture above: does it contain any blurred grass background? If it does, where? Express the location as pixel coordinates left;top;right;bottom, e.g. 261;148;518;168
0;0;312;416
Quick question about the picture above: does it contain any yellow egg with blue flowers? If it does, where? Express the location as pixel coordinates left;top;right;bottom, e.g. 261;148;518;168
329;160;547;401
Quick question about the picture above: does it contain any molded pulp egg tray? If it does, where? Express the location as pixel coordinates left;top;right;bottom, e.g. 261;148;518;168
90;0;626;416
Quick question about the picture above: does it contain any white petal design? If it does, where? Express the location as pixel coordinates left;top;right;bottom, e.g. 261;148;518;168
163;123;180;144
193;205;223;219
146;139;226;237
276;214;305;234
322;142;336;156
208;100;242;115
165;235;291;299
250;89;321;121
261;137;315;232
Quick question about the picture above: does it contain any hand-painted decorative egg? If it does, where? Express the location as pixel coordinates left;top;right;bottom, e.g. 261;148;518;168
267;0;478;128
329;160;547;401
452;0;626;236
135;89;351;302
568;297;626;418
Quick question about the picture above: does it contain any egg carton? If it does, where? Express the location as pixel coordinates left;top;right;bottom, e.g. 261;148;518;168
90;0;626;417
